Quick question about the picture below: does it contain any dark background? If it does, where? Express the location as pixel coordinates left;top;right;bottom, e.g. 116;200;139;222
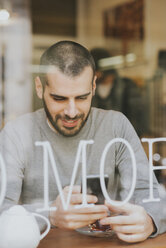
30;0;77;36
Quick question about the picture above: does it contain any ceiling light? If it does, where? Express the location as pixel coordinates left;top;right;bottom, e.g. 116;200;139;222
125;53;137;63
98;55;124;69
0;9;10;22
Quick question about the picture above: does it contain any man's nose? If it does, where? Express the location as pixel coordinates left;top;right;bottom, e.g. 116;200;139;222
64;99;78;118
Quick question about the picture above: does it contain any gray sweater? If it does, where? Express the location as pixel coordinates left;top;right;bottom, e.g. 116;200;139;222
0;108;166;235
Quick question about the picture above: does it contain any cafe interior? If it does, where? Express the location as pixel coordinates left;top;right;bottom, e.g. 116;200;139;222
1;0;166;247
0;0;166;202
0;0;166;187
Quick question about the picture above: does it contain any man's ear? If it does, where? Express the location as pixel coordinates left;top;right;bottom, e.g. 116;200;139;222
35;76;43;99
92;75;97;96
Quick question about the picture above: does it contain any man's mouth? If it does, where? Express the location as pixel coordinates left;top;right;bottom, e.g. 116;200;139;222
62;119;79;128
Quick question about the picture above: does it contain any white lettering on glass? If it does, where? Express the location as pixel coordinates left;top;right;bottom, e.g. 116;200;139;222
35;140;94;212
142;138;166;203
100;138;137;206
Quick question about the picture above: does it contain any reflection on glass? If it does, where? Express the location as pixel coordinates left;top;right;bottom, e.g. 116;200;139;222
0;0;32;128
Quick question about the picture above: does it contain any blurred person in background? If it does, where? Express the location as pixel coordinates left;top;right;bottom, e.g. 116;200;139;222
91;48;147;137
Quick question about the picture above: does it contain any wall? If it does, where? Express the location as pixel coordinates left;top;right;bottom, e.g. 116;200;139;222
144;0;166;77
77;0;166;78
33;0;166;79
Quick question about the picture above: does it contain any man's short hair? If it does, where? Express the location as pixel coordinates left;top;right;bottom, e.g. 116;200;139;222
39;40;96;86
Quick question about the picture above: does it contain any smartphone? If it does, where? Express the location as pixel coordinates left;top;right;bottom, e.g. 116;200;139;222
85;174;109;204
83;175;110;231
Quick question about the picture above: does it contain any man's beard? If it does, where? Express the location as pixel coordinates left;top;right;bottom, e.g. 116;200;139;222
43;99;91;137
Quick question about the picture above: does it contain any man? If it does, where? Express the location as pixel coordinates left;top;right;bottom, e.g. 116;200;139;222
0;41;165;243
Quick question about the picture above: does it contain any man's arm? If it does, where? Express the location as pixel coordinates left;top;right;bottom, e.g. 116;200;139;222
111;113;166;241
0;123;48;231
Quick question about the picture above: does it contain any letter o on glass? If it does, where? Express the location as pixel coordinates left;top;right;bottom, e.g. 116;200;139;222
100;138;137;207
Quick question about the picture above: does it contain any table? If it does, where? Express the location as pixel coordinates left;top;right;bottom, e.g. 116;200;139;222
38;228;166;248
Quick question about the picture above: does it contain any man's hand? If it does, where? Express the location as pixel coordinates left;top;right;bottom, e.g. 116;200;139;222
49;185;108;230
100;201;156;243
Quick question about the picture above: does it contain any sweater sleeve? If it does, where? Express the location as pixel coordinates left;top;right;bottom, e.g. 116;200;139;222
0;123;50;232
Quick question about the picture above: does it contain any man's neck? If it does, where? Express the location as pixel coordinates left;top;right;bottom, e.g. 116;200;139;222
46;119;57;133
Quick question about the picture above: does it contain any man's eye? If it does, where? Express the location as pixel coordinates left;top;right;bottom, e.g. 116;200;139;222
53;97;66;101
77;96;88;100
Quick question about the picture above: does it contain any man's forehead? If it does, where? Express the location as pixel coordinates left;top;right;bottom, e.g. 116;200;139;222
45;67;93;96
46;65;93;78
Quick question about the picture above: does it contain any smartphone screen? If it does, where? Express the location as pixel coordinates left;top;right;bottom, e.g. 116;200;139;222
86;175;109;204
82;175;110;231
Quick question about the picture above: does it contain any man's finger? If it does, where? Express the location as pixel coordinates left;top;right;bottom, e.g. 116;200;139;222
100;215;140;225
68;204;108;214
112;224;144;234
116;232;147;243
105;200;141;214
69;193;98;204
63;185;81;194
63;212;108;222
62;220;98;230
